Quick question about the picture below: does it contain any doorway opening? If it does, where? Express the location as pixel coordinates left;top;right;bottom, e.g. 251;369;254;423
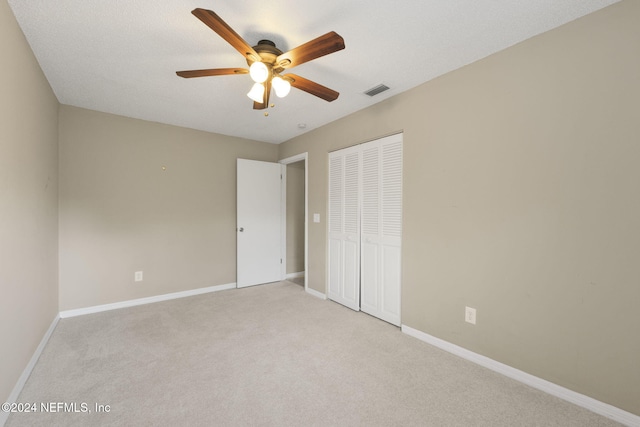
280;153;308;292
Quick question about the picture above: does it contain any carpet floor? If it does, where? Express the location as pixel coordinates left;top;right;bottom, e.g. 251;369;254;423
6;281;622;426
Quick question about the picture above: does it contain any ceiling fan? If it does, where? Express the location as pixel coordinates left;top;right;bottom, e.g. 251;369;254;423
176;8;345;111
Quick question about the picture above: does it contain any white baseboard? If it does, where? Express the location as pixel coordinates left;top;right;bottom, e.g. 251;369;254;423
59;282;236;318
305;287;326;300
401;325;639;427
1;314;60;427
283;272;324;299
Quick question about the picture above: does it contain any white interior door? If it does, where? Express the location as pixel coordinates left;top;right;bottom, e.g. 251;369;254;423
237;159;283;288
327;147;361;311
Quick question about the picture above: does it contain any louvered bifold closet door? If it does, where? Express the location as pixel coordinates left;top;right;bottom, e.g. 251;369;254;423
327;146;361;311
360;134;403;326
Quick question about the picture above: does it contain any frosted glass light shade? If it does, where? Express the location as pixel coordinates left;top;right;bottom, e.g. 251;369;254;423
249;62;269;83
247;83;265;103
272;76;291;98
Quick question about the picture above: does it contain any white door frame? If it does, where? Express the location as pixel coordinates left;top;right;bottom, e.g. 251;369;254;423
325;132;403;324
280;153;309;293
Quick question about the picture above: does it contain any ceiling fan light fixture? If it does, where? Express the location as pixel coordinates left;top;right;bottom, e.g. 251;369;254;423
177;9;345;109
272;76;291;98
247;83;265;103
249;61;269;83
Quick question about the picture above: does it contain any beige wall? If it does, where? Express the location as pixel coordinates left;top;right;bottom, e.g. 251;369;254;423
279;0;640;416
286;161;305;274
0;0;59;404
58;106;278;310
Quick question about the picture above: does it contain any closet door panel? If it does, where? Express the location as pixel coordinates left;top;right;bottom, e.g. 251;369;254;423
360;144;380;315
327;155;343;303
360;135;403;326
379;137;403;325
341;150;361;310
327;148;360;311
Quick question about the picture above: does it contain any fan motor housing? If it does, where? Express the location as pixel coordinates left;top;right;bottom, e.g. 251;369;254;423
247;40;283;69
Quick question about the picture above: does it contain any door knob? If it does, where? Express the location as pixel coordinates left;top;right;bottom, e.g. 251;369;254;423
238;227;244;232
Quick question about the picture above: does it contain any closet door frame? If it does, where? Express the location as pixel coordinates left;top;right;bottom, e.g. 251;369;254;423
327;133;403;325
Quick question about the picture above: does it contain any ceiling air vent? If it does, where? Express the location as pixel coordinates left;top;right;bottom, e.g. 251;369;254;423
364;84;390;97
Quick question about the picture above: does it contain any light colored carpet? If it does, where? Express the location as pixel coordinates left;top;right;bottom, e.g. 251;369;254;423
288;275;304;287
6;281;622;427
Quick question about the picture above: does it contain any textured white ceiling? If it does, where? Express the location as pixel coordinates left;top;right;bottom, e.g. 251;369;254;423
8;0;619;144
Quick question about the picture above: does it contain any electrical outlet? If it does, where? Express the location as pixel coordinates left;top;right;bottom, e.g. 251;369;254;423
134;271;143;282
465;306;477;325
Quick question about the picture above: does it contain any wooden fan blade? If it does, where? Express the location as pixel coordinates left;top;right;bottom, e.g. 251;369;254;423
286;74;339;102
276;32;345;70
253;80;272;110
176;68;248;78
192;8;260;61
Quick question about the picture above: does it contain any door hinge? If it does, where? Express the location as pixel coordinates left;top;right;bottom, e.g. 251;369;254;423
280;258;283;264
